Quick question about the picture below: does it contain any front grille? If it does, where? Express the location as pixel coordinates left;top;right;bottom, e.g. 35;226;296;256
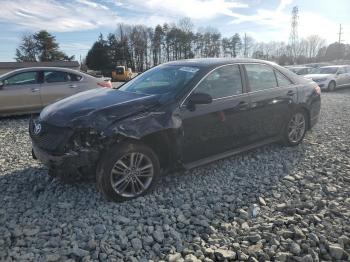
29;118;72;153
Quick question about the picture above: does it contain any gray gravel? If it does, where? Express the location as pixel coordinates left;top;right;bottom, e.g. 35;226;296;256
1;89;350;261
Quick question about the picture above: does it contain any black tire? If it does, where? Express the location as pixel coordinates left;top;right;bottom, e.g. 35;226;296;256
96;142;160;202
327;81;336;92
282;110;308;146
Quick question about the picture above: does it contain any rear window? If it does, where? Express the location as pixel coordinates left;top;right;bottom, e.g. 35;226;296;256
69;73;82;81
44;71;70;83
245;64;277;91
275;70;293;87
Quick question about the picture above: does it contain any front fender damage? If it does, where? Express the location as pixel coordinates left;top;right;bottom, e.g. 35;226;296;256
47;107;184;180
104;109;182;139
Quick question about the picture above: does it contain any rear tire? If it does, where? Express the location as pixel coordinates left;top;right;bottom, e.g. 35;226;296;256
327;81;336;92
282;110;308;146
96;142;160;202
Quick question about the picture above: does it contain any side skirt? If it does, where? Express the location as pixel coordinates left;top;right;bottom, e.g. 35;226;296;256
183;137;280;170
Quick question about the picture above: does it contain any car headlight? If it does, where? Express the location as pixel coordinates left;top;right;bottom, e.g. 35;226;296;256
313;78;327;82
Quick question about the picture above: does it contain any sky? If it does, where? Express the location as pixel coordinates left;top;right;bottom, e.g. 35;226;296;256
0;0;349;61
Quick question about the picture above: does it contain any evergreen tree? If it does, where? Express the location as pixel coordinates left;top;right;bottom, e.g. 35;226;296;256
86;34;111;73
15;35;37;62
15;30;73;62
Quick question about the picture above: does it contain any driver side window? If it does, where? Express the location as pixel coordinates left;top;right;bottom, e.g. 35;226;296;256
4;72;38;86
195;65;243;99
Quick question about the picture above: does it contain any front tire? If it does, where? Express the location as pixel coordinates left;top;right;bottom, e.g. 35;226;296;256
282;110;307;146
327;81;336;92
96;142;160;202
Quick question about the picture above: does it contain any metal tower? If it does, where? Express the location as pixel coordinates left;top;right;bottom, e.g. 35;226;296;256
289;6;299;63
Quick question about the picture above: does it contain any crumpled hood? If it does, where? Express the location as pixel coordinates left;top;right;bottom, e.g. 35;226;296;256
304;74;332;79
40;88;161;128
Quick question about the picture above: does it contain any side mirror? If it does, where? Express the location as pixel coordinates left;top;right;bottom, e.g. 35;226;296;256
186;92;212;110
0;80;4;89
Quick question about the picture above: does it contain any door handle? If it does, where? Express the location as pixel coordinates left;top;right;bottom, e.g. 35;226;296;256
31;88;39;92
287;90;296;96
69;84;77;88
238;101;249;110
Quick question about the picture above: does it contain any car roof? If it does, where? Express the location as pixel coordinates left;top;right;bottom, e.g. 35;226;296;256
163;58;278;68
287;66;311;69
0;67;95;79
321;65;347;68
5;67;83;74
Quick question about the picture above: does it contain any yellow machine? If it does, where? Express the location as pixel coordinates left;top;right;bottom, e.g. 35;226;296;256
112;66;132;82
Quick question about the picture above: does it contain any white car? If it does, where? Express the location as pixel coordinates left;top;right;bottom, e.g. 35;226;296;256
304;65;350;91
285;66;312;75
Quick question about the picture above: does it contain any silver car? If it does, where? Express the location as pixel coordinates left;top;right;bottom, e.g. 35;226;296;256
304;65;350;91
0;67;112;116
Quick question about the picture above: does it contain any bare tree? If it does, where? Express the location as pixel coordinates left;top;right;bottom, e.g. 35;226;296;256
306;35;326;60
242;34;254;57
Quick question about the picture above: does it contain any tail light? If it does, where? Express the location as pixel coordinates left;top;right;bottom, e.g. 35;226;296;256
97;80;112;88
314;85;321;95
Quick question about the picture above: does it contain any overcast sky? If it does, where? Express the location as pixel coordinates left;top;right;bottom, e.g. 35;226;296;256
0;0;349;61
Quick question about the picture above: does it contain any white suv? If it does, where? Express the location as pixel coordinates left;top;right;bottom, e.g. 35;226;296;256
304;65;350;91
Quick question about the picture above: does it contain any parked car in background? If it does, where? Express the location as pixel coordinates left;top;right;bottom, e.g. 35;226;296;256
0;67;112;116
304;65;350;91
285;66;312;75
30;58;321;202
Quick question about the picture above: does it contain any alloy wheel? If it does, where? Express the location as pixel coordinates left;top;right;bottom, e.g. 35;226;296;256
287;113;306;143
110;152;154;197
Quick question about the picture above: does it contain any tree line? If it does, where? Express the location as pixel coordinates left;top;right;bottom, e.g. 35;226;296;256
14;20;350;74
85;18;350;74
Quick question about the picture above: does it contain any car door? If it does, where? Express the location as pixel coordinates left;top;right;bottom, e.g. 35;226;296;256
180;64;251;164
344;66;350;86
243;63;297;142
0;71;42;115
40;70;78;106
336;67;347;86
68;72;88;92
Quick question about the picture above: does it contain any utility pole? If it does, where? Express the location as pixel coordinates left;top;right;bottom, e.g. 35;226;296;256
244;33;247;57
289;6;299;64
338;24;343;43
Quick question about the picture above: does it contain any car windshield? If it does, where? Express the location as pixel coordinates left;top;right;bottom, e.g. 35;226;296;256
311;67;338;74
118;65;199;95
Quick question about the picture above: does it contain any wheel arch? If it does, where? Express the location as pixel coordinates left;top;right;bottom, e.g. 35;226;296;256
328;79;336;89
329;79;336;85
138;129;178;170
298;106;311;130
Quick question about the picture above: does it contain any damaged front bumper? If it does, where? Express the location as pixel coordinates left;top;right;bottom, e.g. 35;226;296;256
32;142;99;179
29;117;103;179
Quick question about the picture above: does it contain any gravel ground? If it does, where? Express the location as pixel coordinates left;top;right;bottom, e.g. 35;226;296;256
1;89;350;262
